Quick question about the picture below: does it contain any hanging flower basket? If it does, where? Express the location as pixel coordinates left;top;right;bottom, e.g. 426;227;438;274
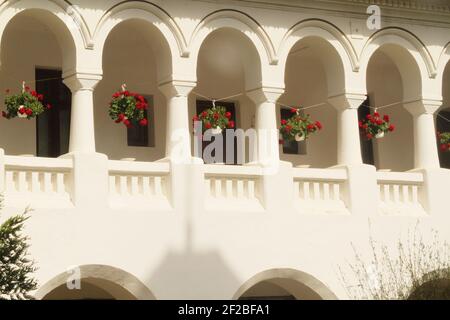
437;132;450;152
2;82;50;120
109;84;149;129
279;108;322;144
193;104;234;134
359;112;395;140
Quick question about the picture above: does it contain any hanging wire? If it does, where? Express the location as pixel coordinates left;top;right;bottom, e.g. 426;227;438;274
3;72;450;124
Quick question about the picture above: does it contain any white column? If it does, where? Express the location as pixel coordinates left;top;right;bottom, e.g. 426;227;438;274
63;73;102;154
159;81;195;163
404;99;441;169
328;93;366;166
247;88;283;168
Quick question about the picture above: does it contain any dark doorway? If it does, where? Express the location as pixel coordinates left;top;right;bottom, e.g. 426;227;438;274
35;68;72;158
437;110;450;169
196;100;238;165
358;97;375;166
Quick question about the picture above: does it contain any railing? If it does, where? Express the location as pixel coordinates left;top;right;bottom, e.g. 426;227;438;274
108;160;171;210
3;156;73;208
203;165;263;211
293;168;348;214
377;171;425;215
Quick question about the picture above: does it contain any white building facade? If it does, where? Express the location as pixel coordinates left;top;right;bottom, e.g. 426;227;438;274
0;0;449;299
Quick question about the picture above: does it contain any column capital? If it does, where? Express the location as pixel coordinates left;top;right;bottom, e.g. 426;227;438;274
328;93;367;110
63;72;102;92
404;99;442;116
158;80;196;98
246;87;284;105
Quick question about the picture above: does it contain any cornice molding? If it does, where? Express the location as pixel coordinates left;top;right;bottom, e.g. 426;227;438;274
195;0;450;27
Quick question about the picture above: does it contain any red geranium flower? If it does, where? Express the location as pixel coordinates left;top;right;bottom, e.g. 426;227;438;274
366;133;373;140
315;121;323;130
225;112;232;119
441;144;448;152
281;119;287;125
290;108;298;114
388;124;395;132
227;121;235;129
46;104;52;110
25;108;33;116
205;122;212;129
383;115;390;122
139;118;148;127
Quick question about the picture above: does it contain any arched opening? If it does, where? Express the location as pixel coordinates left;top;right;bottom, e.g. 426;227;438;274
409;275;450;300
0;9;76;157
95;19;173;161
437;62;450;169
234;269;337;300
43;278;135;300
365;44;420;172
36;265;155;300
191;27;262;164
280;37;345;168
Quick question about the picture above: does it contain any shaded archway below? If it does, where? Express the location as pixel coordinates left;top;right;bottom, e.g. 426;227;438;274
36;265;155;300
233;268;337;300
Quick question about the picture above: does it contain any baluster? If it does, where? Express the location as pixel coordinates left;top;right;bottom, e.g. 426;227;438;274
412;185;419;205
154;176;163;196
43;172;52;193
215;178;222;198
237;179;244;199
402;185;410;204
131;176;139;195
142;176;151;196
323;183;330;201
31;172;40;193
226;179;233;199
247;180;255;199
5;171;15;192
333;183;340;201
18;171;27;192
119;175;128;195
393;184;400;204
56;172;66;194
383;184;391;203
303;181;310;201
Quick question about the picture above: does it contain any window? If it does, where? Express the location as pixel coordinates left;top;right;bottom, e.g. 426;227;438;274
127;95;155;147
280;108;307;155
437;109;450;169
196;100;238;165
35;68;72;158
358;96;375;166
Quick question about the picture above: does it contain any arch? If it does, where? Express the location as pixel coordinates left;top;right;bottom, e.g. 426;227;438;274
195;27;263;92
190;9;276;65
437;42;450;81
279;19;358;73
360;28;432;103
189;10;275;88
360;27;435;80
0;0;85;72
408;268;450;300
93;1;187;58
35;265;156;300
233;268;338;300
